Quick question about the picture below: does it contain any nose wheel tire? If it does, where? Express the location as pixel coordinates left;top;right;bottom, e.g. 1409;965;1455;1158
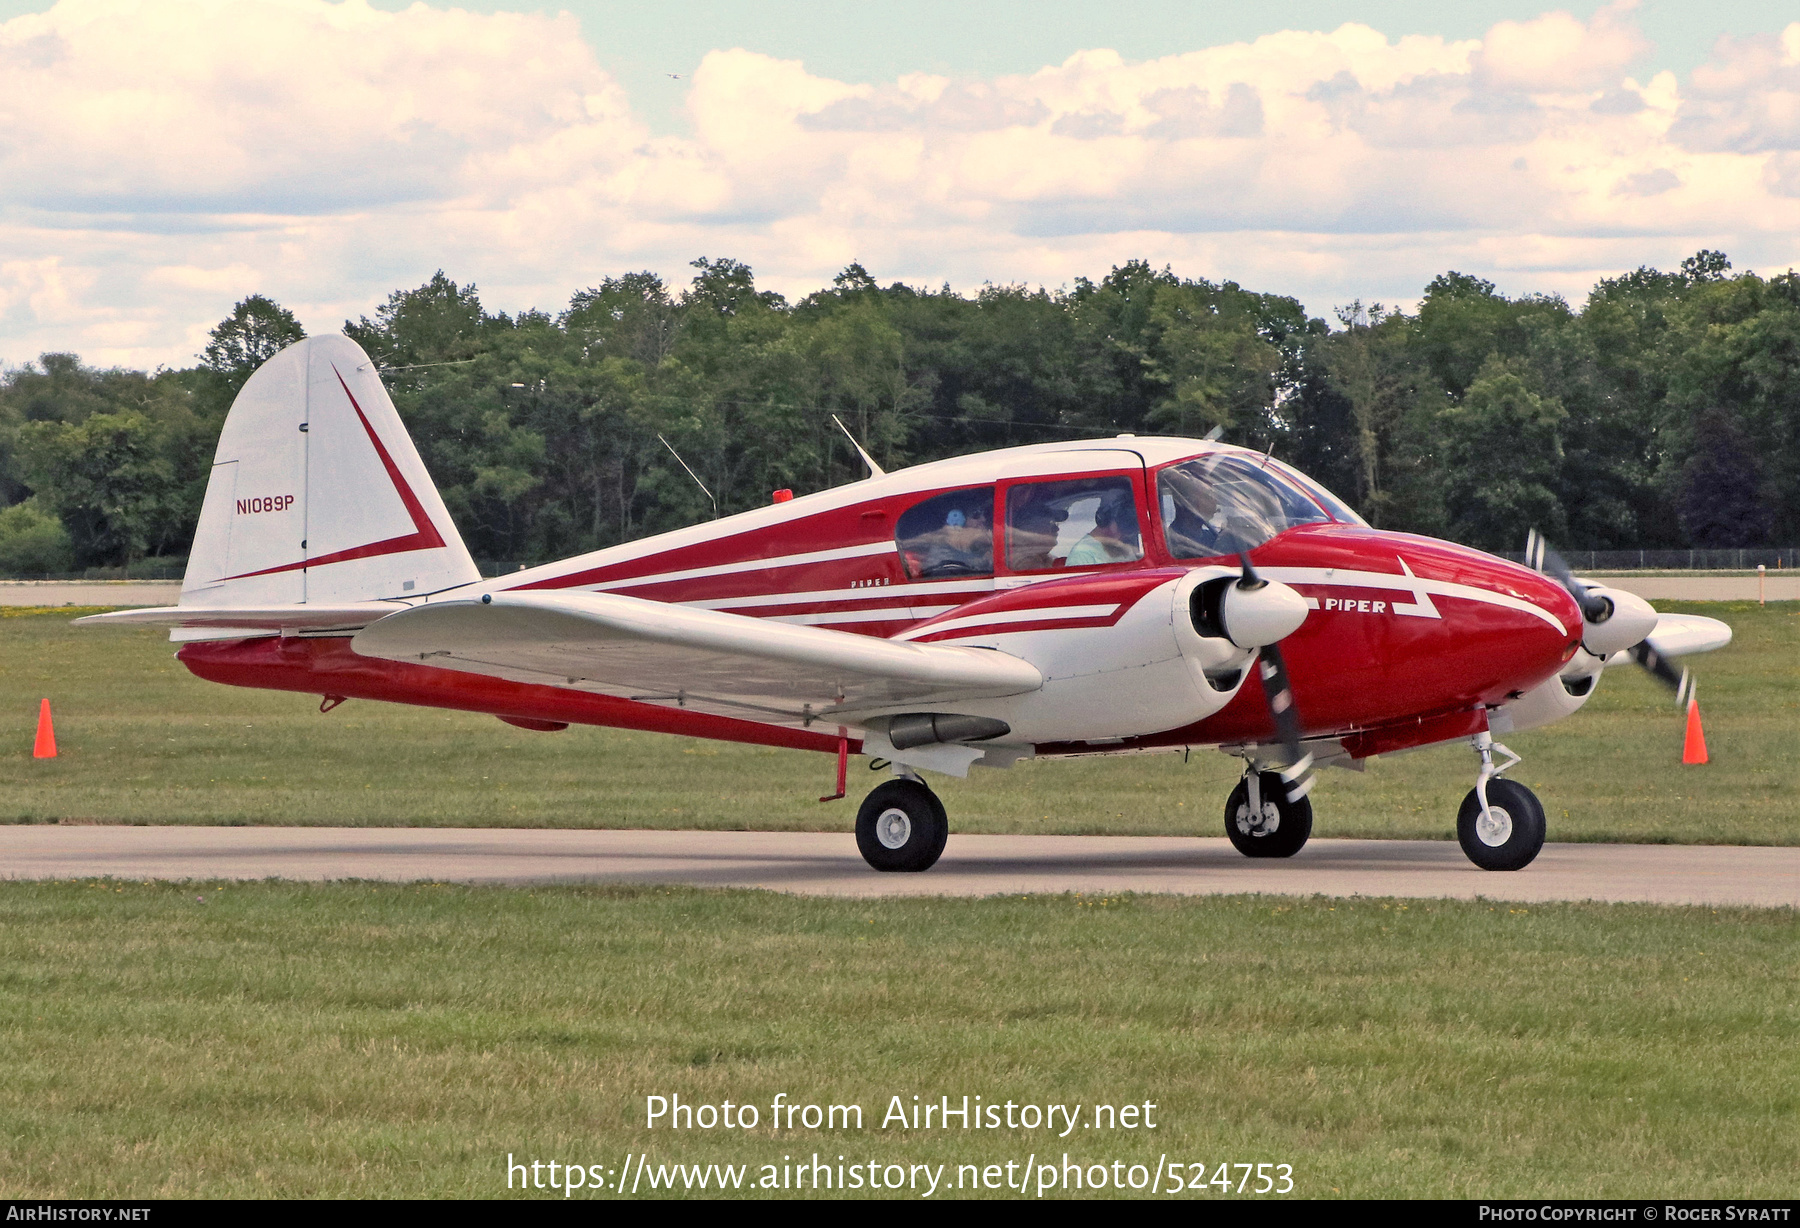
1224;771;1313;858
856;779;949;872
1456;778;1546;871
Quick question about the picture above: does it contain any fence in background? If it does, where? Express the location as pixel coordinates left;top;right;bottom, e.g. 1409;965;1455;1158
1492;548;1797;571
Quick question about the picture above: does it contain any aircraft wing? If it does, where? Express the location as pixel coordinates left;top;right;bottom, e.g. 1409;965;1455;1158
349;590;1043;726
1604;611;1733;664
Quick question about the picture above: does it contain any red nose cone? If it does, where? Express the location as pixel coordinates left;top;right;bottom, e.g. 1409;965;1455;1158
1244;527;1587;733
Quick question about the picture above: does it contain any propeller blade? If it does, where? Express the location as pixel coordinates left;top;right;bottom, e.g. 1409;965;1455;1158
1627;639;1693;705
1237;551;1314;800
1527;529;1609;623
1256;643;1315;802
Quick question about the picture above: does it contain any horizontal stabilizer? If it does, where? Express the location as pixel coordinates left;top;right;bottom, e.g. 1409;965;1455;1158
74;603;406;633
350;590;1043;726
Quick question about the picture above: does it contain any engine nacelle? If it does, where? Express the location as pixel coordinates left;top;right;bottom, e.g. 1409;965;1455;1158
1576;585;1657;658
1491;656;1603;735
875;570;1255;753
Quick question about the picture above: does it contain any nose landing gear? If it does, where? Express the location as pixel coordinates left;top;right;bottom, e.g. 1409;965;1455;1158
1457;731;1545;870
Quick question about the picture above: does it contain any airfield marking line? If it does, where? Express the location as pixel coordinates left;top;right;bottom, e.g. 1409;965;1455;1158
1;827;1795;908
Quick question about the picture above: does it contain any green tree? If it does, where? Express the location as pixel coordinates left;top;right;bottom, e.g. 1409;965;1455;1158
16;410;177;566
201;295;306;394
0;499;74;574
1440;358;1568;551
0;354;212;568
1678;407;1771;546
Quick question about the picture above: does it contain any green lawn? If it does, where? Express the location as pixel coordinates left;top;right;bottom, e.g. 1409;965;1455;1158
3;602;1796;843
0;881;1792;1199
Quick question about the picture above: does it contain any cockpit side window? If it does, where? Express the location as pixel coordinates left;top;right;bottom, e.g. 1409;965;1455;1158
1157;454;1331;558
895;487;995;579
1004;476;1144;571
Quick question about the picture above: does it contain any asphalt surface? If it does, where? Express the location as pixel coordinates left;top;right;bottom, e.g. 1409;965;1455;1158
2;827;1793;907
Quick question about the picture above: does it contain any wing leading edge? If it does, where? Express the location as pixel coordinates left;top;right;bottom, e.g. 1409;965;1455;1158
349;590;1043;726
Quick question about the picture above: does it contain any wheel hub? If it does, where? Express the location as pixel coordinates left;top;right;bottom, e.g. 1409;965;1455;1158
1235;799;1280;837
875;808;913;849
1476;804;1514;847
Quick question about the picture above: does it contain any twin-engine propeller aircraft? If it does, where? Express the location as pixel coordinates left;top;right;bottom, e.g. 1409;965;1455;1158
82;336;1731;873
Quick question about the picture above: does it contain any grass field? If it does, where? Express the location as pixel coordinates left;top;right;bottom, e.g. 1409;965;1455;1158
3;602;1795;843
0;881;1793;1199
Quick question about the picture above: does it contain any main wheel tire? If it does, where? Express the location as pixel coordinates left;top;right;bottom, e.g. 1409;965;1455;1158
1456;778;1546;871
1224;771;1313;858
856;779;949;872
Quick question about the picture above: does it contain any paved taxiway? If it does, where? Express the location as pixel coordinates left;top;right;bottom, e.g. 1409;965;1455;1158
2;827;1793;908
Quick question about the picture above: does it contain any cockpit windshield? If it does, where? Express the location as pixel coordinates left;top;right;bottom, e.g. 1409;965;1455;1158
1267;457;1367;527
1157;453;1333;558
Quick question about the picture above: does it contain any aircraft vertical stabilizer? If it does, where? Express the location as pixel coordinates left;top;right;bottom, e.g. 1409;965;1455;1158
181;335;478;607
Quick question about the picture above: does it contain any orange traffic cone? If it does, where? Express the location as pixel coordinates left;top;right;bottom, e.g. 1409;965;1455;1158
32;699;57;759
1681;697;1708;765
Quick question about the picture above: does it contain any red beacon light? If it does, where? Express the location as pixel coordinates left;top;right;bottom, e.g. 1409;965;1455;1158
772;489;794;503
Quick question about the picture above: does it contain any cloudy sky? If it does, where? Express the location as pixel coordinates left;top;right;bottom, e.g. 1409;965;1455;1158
2;0;1798;369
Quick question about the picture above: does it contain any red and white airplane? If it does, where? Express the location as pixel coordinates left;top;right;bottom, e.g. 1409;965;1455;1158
83;336;1731;872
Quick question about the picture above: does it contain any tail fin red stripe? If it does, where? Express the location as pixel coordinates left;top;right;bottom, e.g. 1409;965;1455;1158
217;366;445;581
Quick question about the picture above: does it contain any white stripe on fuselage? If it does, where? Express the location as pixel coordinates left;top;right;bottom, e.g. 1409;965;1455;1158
896;603;1122;639
1261;564;1567;635
517;542;1563;640
687;577;997;611
768;605;957;627
548;540;898;593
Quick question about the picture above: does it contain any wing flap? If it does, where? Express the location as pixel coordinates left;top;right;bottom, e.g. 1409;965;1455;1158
349;590;1042;724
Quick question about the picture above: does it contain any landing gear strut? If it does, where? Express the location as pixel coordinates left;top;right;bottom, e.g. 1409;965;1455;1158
1456;731;1545;871
855;775;948;872
1224;765;1313;858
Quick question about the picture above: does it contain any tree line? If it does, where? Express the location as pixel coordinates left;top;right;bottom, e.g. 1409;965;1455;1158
1;250;1793;575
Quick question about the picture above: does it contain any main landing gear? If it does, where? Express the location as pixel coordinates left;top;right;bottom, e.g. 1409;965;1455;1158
1456;731;1545;871
1224;767;1314;858
855;774;948;872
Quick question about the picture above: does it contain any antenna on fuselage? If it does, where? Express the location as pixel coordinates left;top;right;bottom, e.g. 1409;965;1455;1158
831;414;887;478
657;433;717;518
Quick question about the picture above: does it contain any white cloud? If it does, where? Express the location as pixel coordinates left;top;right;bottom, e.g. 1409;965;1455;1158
1473;1;1650;93
2;0;1799;370
1670;28;1800;153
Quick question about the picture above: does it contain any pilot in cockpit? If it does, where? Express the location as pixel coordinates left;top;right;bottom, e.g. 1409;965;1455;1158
1066;490;1142;565
914;502;992;576
1159;461;1226;556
